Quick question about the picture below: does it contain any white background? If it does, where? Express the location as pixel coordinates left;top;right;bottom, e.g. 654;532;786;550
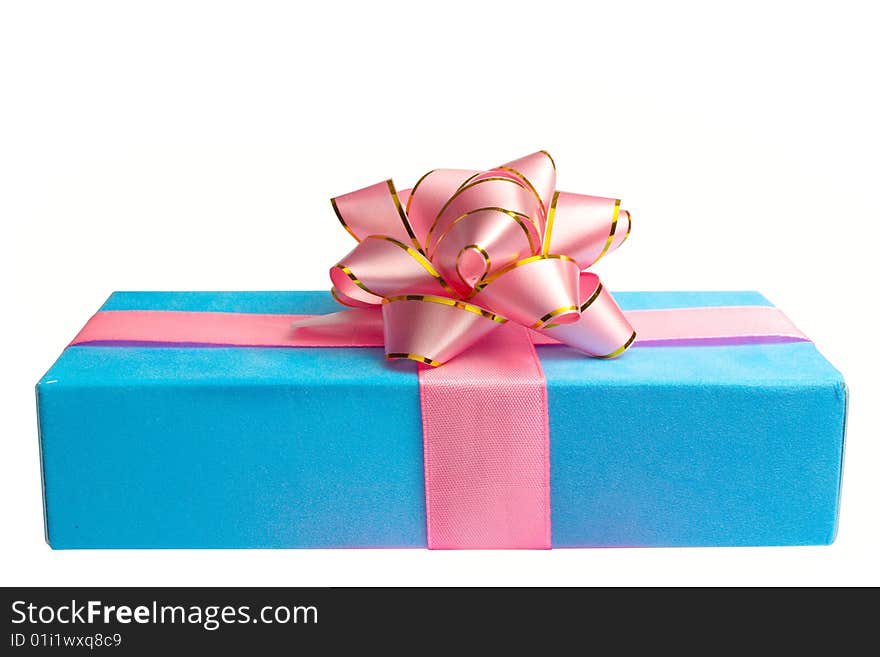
2;1;878;586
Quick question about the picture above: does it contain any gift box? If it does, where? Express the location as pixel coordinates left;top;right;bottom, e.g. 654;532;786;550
35;151;848;549
36;289;847;549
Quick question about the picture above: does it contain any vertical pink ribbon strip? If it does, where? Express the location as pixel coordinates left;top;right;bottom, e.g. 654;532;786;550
419;323;551;549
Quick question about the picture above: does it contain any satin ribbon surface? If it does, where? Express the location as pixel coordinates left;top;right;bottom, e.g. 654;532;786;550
309;151;636;367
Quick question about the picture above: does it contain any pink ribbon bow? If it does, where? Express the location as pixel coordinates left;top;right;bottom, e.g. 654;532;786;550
297;151;635;366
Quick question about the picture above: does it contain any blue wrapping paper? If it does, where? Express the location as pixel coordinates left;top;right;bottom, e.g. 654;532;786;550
36;291;847;548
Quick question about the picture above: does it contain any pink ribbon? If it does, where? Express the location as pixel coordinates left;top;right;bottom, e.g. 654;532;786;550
315;151;635;367
419;323;551;549
71;301;807;350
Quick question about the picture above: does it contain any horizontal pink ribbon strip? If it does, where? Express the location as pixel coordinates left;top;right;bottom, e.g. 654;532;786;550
70;305;808;349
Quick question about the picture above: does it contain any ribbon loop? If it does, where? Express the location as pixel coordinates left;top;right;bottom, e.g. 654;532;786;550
331;180;421;251
405;169;480;244
536;272;636;357
544;192;631;267
472;255;582;329
498;150;557;216
331;235;455;302
382;296;506;366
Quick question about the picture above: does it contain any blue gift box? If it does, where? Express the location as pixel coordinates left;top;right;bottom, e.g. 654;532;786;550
36;291;847;548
